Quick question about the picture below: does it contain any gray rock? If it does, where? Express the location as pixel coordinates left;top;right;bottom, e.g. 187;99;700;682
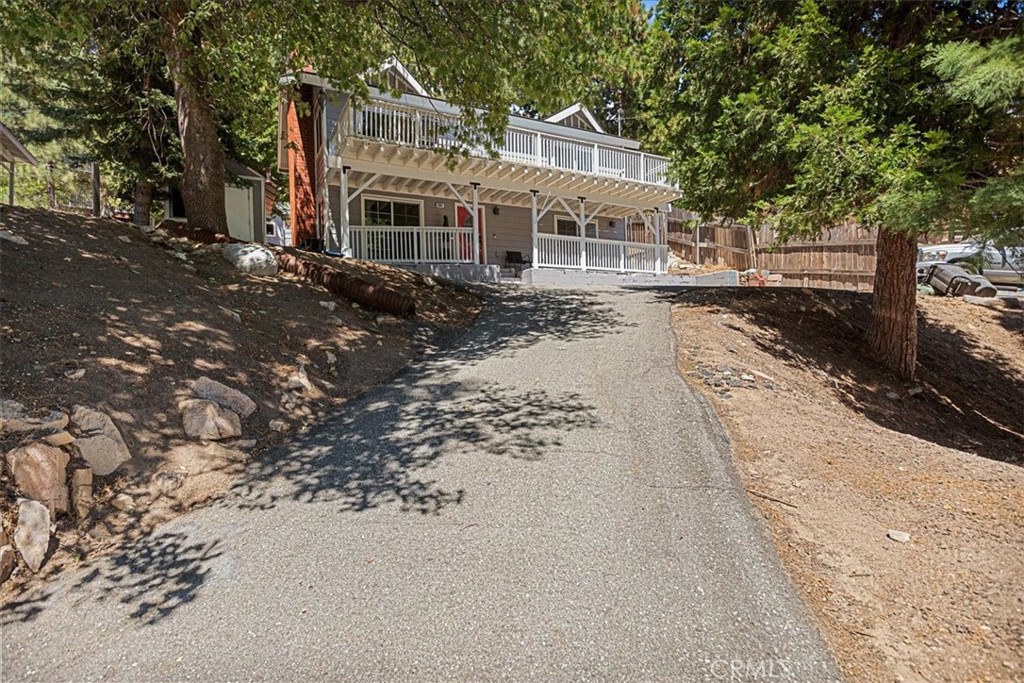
221;243;279;276
70;465;93;519
268;419;288;432
14;499;51;572
171;251;188;261
319;301;337;312
325;350;337;366
0;230;29;245
42;430;75;447
71;406;131;476
191;376;257;418
0;544;15;585
64;368;86;380
153;471;184;495
117;235;131;243
219;306;242;323
887;529;911;544
0;401;69;434
907;386;925;397
286;365;313;392
5;443;71;515
180;399;242;440
111;493;135;512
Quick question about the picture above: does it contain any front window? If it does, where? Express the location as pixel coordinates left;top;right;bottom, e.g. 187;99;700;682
364;198;421;226
555;217;597;238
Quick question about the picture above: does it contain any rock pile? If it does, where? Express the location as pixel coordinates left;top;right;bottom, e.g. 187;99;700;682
1;399;133;579
690;362;777;398
180;377;255;442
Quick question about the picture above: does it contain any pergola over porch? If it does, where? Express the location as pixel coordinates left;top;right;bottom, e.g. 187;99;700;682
322;167;675;276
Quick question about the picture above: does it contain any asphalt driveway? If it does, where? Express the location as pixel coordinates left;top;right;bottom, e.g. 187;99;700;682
1;286;840;682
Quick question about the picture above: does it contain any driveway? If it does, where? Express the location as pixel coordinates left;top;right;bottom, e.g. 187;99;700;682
2;286;840;681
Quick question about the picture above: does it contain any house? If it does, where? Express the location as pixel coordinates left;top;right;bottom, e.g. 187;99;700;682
1;121;39;206
164;159;269;242
277;60;682;280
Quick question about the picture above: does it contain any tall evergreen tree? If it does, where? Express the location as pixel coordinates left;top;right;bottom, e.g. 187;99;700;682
648;0;1023;379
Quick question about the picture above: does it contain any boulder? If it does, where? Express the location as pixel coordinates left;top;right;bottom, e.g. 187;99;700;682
71;406;131;476
70;464;94;519
191;376;256;418
42;430;75;447
0;400;69;434
0;544;15;585
5;443;70;515
221;243;278;276
111;493;135;512
14;499;51;572
180;399;241;440
287;365;313;392
0;230;29;245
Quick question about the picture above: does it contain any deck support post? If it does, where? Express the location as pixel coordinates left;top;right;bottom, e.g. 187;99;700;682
339;165;352;257
530;190;539;268
471;182;480;265
654;209;663;274
7;161;14;206
578;196;587;271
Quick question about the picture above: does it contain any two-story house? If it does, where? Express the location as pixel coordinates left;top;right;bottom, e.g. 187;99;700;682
278;60;682;281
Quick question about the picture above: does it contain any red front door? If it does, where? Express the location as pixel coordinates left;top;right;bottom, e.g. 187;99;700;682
457;206;485;263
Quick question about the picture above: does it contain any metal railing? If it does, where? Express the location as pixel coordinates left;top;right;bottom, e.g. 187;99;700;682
349;224;475;263
535;233;667;274
343;99;672;186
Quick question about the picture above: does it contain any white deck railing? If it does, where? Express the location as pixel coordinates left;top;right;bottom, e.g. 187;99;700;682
536;233;667;274
350;225;475;264
343;99;672;186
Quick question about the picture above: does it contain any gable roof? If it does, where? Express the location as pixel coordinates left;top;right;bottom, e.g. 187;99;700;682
374;57;430;98
0;121;38;166
544;103;605;134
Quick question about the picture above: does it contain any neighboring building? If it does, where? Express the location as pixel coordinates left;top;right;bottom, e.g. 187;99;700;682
1;121;39;206
277;59;681;279
165;159;268;242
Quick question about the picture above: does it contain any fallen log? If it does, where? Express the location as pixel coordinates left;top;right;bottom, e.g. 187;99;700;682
276;252;415;318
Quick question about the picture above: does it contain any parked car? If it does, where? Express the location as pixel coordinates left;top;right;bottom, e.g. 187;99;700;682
917;241;1024;287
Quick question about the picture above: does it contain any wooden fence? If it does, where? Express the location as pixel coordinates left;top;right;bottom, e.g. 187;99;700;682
667;213;878;290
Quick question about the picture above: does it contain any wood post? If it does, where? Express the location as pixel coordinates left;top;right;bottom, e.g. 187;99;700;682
339;166;351;257
530;190;538;267
7;161;13;206
91;162;101;217
471;182;480;265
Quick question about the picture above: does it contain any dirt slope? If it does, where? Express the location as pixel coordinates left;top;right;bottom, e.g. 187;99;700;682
673;288;1023;683
0;206;479;586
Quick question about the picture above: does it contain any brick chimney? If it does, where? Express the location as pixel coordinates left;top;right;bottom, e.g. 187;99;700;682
287;84;318;247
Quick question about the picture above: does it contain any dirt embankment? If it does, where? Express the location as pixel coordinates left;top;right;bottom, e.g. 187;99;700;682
672;288;1023;683
0;206;479;590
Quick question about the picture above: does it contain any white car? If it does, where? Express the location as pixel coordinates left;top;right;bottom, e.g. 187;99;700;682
917;241;1024;287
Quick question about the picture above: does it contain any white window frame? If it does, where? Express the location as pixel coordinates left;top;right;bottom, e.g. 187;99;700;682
554;214;597;239
361;195;424;227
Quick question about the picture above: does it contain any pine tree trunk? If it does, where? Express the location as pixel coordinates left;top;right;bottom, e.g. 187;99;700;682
132;180;153;226
161;1;227;234
867;228;919;380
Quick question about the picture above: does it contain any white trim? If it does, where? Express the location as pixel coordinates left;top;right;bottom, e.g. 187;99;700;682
378;57;430;97
544;103;605;135
361;194;424;227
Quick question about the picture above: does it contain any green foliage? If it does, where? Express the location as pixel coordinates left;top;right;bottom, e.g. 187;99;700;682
648;0;1022;245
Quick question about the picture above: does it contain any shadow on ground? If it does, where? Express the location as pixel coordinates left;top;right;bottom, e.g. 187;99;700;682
674;287;1023;464
0;284;630;625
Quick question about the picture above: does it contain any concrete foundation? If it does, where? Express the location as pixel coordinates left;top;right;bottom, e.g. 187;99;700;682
401;263;502;283
521;268;739;288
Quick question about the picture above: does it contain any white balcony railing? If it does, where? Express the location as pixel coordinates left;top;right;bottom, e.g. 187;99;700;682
350;225;475;264
341;99;672;186
536;233;667;274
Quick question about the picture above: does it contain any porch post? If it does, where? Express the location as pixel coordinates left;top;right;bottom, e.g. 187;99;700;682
530;190;539;267
7;162;14;206
654;209;663;274
578;196;587;271
471;182;480;265
339;165;352;257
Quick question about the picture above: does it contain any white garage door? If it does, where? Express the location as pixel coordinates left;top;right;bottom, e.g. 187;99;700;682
225;185;254;242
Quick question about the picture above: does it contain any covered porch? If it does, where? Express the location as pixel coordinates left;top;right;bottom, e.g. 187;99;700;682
321;168;673;277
